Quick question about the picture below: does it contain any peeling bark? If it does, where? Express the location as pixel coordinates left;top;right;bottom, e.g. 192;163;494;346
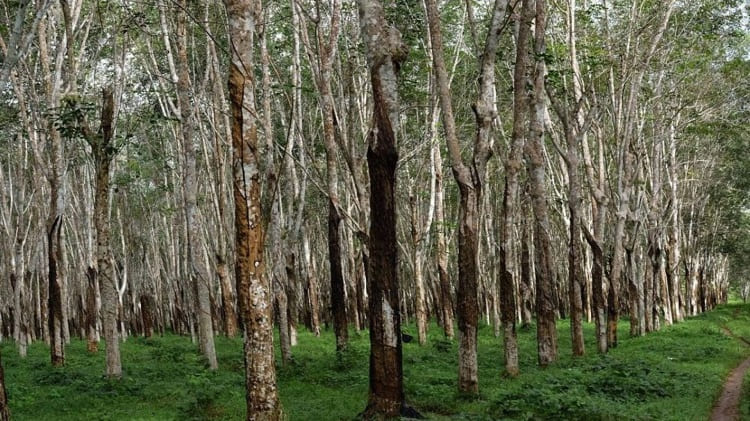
357;0;412;416
225;0;282;417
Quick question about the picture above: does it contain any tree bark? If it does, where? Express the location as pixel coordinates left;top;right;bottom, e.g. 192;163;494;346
357;0;412;416
84;89;122;378
434;141;453;340
518;0;558;366
424;0;502;392
86;266;99;351
175;0;218;370
47;135;65;368
225;0;282;417
473;0;514;376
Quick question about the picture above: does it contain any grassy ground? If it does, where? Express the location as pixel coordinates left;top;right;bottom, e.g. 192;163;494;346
1;303;748;420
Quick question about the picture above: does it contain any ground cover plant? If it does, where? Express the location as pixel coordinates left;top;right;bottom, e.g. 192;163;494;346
1;303;748;420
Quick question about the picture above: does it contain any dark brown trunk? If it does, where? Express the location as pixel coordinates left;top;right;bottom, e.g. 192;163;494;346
357;0;411;415
364;121;405;417
328;200;349;352
140;294;154;338
48;215;65;366
86;267;99;352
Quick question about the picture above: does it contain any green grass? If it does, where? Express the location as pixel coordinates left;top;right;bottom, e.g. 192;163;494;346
1;303;749;420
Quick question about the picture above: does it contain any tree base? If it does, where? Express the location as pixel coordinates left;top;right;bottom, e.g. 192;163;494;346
358;403;422;420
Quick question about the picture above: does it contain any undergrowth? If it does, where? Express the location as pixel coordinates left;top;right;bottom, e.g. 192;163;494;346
0;303;747;420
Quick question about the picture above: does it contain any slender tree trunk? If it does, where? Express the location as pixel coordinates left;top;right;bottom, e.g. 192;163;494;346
328;202;348;351
274;276;292;364
47;159;65;367
425;0;502;391
174;0;218;370
410;194;429;345
357;0;412;416
300;0;348;352
434;144;454;340
303;229;321;336
582;124;609;352
86;267;99;351
520;207;534;328
87;89;122;378
524;0;559;366
561;0;585;356
225;0;281;417
217;255;238;337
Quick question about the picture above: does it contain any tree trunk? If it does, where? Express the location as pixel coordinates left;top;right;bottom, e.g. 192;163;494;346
520;208;534;328
410;194;428;345
274;277;292;364
225;0;282;417
525;0;559;366
48;197;65;367
357;0;412;416
89;89;122;378
140;294;154;339
175;0;218;370
434;144;454;340
328;202;349;351
474;0;514;376
424;0;502;392
217;256;238;337
86;267;99;351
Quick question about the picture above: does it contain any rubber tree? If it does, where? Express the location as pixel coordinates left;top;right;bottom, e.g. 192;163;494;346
425;0;509;391
523;0;559;366
299;0;348;352
224;0;282;417
174;0;218;370
356;0;413;416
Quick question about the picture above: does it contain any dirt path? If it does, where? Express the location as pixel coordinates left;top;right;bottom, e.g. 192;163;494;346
711;327;750;421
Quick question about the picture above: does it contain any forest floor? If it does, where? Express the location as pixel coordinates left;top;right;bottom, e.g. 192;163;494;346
1;303;749;420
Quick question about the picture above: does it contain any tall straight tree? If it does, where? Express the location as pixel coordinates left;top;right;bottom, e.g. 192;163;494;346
474;0;516;376
545;0;595;356
422;19;453;340
524;0;559;365
67;88;121;377
40;14;66;367
426;0;509;389
224;0;281;417
356;0;411;416
299;0;348;352
90;89;120;378
174;0;218;370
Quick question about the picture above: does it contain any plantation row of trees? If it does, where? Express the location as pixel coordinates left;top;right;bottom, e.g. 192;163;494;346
0;0;747;418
